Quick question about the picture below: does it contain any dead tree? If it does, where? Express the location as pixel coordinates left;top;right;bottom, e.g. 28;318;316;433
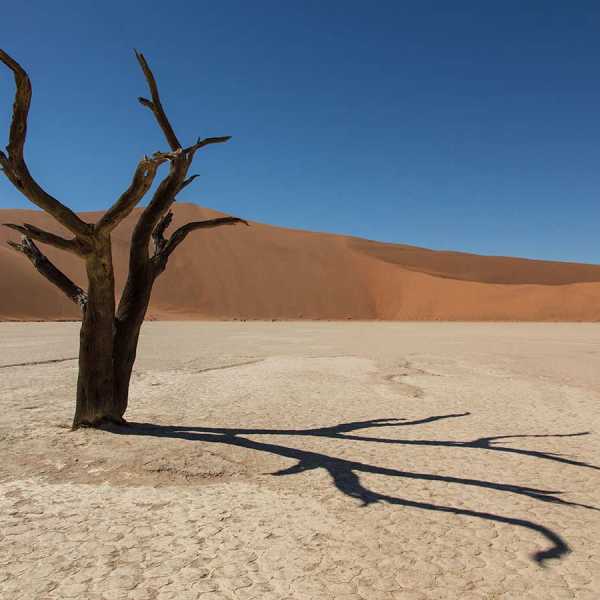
0;49;248;429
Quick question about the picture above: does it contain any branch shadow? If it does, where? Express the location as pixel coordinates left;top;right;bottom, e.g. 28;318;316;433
111;412;599;565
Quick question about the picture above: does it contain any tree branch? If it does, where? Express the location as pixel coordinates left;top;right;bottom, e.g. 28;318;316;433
184;136;231;158
155;216;248;265
134;51;230;163
128;156;189;269
95;151;176;233
178;174;200;193
117;51;238;324
8;237;87;309
0;49;29;162
151;210;173;256
135;50;181;151
0;49;91;237
129;52;233;269
3;223;85;254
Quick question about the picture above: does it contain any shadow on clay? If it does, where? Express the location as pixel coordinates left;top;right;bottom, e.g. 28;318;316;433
110;412;599;565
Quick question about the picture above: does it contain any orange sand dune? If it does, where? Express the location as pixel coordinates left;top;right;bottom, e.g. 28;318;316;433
1;203;599;321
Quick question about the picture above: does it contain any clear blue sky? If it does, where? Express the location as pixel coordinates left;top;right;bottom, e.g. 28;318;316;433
1;1;599;263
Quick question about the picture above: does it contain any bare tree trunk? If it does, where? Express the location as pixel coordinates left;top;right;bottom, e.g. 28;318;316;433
112;268;155;418
73;238;120;428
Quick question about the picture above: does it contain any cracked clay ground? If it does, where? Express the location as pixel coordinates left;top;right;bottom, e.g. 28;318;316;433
1;321;599;599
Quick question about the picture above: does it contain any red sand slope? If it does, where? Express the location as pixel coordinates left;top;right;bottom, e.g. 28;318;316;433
1;203;600;321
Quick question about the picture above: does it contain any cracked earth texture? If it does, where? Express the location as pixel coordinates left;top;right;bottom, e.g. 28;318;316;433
1;322;599;599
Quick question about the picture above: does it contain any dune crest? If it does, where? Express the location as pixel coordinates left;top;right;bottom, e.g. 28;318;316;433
1;203;599;321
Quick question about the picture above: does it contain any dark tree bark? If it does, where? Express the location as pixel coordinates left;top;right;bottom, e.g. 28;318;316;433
0;49;248;428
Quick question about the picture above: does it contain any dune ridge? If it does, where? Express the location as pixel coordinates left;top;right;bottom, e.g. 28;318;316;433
1;203;599;321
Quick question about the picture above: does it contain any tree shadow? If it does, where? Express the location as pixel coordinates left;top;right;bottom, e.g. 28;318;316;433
111;412;599;565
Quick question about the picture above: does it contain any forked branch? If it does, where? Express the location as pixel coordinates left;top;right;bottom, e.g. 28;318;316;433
130;50;234;271
128;157;189;267
135;50;181;151
8;237;87;309
96;151;177;233
185;136;231;160
130;137;231;251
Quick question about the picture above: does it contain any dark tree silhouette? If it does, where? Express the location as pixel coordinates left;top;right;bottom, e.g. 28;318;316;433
0;49;247;428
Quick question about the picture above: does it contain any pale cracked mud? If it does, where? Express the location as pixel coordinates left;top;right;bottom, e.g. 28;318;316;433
1;322;599;599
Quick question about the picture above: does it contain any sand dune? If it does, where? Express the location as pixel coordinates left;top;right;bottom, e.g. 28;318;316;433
1;202;599;321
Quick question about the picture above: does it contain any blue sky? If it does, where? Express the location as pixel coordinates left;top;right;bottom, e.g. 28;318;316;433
1;1;599;263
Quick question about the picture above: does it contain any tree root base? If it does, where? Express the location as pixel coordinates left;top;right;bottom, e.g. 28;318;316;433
72;416;130;431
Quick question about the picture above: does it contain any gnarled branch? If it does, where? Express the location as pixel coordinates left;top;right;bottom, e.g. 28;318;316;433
130;51;233;270
0;49;91;237
135;50;181;151
154;216;248;267
178;174;200;193
0;49;29;162
185;136;231;159
130;136;232;261
3;223;85;254
128;156;189;268
151;210;173;256
8;237;87;309
95;151;176;233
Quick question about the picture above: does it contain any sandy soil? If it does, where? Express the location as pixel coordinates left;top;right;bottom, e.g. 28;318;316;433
1;322;599;599
2;204;600;322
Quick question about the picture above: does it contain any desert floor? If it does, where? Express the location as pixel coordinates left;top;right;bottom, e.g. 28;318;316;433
1;322;599;600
